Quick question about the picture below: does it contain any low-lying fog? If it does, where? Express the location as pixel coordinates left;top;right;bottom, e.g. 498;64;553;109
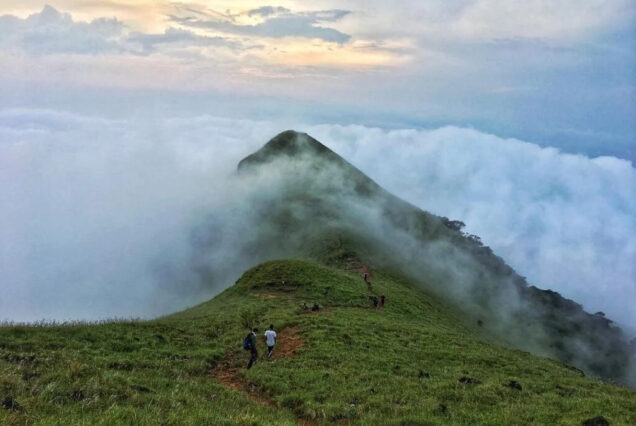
1;109;634;332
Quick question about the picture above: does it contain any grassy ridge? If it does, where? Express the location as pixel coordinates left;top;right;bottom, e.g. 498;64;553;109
235;130;633;384
2;259;635;425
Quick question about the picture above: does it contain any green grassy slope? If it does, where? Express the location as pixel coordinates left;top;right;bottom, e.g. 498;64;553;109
233;130;633;384
2;259;635;425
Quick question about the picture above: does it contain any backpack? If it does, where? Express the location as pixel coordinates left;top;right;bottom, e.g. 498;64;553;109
242;334;252;351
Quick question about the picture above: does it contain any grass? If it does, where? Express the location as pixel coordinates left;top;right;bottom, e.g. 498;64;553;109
1;259;635;425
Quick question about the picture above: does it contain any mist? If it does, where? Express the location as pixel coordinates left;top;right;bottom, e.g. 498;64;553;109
0;109;278;321
310;125;636;330
1;108;634;334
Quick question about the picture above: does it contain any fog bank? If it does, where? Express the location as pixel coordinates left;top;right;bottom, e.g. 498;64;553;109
1;109;634;329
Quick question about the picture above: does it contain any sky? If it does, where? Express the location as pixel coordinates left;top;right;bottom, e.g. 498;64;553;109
0;1;635;159
0;2;634;326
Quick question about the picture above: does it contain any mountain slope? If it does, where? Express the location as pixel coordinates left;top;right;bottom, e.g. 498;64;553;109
1;259;635;425
230;130;634;383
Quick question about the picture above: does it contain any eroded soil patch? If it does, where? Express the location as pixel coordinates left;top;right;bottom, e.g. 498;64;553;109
274;326;304;358
213;326;306;408
215;368;275;407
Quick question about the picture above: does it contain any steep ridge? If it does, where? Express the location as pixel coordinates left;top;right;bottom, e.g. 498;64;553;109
231;130;634;384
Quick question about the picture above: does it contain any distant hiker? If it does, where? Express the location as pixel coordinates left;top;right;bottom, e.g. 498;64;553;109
380;292;386;307
363;272;373;291
264;324;277;359
312;302;320;312
243;328;259;369
302;302;309;311
371;296;379;308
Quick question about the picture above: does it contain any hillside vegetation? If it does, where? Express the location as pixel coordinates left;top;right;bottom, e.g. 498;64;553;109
2;258;635;425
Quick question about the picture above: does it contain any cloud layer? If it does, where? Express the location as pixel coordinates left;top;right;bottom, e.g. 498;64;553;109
0;109;279;321
0;5;238;56
311;125;636;328
1;109;634;329
171;5;351;43
0;5;125;54
0;3;634;162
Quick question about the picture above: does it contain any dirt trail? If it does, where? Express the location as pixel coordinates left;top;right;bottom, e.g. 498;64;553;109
355;264;375;291
258;293;278;301
272;326;304;357
213;326;305;408
215;368;275;406
357;264;370;276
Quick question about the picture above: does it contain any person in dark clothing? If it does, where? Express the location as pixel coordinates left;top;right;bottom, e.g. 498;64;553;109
311;302;320;311
246;328;259;369
363;272;373;291
380;292;386;307
302;302;309;311
371;296;379;308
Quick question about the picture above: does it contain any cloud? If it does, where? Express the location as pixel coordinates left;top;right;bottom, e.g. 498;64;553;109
309;124;636;328
171;6;352;43
1;109;634;330
0;5;125;54
449;0;636;41
0;108;280;322
247;6;290;18
127;28;240;55
336;0;635;43
0;5;238;56
0;4;633;164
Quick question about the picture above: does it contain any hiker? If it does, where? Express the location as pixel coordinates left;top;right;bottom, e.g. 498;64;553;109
302;302;309;311
371;296;379;308
364;272;373;291
244;328;259;369
311;302;320;312
264;324;277;359
380;292;386;307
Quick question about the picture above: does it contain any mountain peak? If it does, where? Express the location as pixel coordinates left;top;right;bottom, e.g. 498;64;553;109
236;130;384;197
237;130;339;170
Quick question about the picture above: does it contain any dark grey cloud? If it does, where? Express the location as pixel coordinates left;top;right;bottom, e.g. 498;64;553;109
127;28;239;55
171;7;352;44
247;6;290;18
309;10;351;22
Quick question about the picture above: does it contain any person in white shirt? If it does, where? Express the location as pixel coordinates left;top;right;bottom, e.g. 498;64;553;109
264;324;277;359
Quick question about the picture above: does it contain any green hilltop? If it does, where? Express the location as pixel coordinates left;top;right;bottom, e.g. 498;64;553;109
1;131;635;425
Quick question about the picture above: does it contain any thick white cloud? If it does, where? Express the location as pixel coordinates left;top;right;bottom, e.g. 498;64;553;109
1;109;634;328
0;109;281;322
310;125;636;328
